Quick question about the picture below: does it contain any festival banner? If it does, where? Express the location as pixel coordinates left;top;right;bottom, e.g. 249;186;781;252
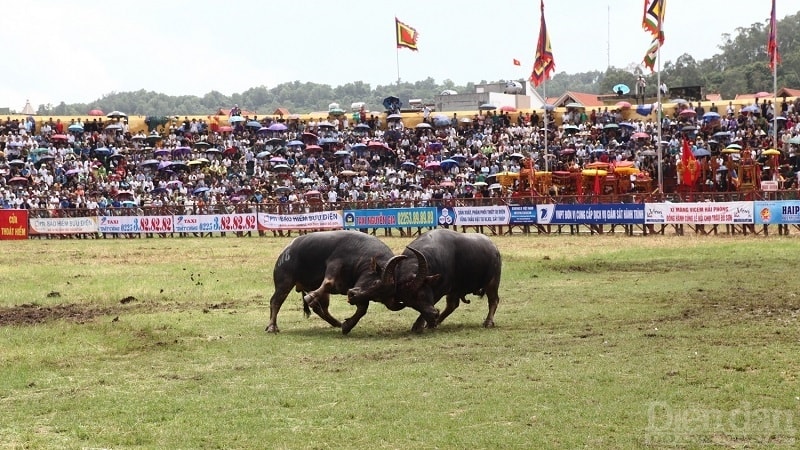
768;0;780;70
395;17;419;51
529;0;555;87
257;211;344;231
29;216;98;235
509;205;537;225
537;204;645;225
439;206;510;226
644;202;754;224
0;209;28;240
343;207;437;229
98;215;174;233
753;201;800;225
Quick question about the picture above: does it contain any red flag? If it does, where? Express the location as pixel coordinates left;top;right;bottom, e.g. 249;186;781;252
529;0;555;87
681;138;697;186
513;58;521;66
395;18;419;51
768;0;780;71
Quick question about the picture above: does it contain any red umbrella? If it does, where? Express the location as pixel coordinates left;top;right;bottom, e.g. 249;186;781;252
304;144;323;152
500;106;517;113
51;134;68;141
223;147;238;156
754;91;772;98
615;101;631;109
88;109;104;116
8;176;29;185
678;109;696;117
218;125;233;133
632;132;650;140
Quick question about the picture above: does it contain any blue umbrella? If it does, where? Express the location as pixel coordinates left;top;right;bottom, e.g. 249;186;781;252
192;186;210;195
433;116;451;127
246;121;262;128
94;147;113;157
68;124;84;132
229;116;246;123
703;112;721;120
287;140;305;147
712;131;731;138
636;104;653;116
439;159;459;170
693;148;711;157
355;123;371;130
256;151;271;159
613;84;630;95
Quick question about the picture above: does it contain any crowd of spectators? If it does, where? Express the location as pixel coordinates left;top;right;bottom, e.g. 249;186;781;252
2;95;800;214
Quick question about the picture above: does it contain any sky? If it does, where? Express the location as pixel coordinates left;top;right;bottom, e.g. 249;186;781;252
4;0;794;112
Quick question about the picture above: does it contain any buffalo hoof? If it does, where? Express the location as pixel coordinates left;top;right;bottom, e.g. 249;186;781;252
483;319;495;328
266;324;279;333
342;319;356;335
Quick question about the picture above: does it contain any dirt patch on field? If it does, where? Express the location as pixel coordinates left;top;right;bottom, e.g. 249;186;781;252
0;303;119;326
0;297;232;327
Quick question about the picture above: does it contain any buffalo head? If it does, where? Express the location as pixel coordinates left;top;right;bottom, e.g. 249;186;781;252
346;254;407;310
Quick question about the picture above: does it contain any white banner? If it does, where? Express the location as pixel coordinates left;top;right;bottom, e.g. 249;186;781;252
441;206;511;226
644;202;754;224
192;214;258;232
258;211;343;230
29;216;98;234
98;215;174;233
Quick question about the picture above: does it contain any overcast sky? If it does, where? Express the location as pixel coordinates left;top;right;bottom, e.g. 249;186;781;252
4;0;793;111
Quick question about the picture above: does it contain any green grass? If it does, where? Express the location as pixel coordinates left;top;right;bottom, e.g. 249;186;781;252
1;235;799;449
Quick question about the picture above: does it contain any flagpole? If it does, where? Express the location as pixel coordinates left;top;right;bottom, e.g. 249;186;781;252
656;43;663;195
543;80;548;172
396;47;401;85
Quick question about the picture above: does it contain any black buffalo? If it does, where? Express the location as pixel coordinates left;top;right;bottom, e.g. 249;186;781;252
395;229;502;332
265;230;406;334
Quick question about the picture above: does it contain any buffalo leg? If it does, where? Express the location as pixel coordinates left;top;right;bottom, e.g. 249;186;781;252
307;293;342;328
435;294;462;326
483;285;500;328
410;301;439;333
266;282;294;333
341;302;370;335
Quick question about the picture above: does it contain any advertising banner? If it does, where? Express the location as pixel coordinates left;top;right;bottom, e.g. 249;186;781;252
753;200;800;224
0;209;28;240
98;215;174;233
257;211;344;231
644;202;753;224
439;206;510;226
343;208;437;229
29;216;98;235
536;204;645;225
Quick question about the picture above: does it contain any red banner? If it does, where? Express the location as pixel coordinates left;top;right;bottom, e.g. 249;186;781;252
0;209;29;240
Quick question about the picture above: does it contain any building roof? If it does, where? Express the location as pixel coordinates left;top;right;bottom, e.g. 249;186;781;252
705;93;722;102
552;91;605;108
273;108;290;116
216;108;257;117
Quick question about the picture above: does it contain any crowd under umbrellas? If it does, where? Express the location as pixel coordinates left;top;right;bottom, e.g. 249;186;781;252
3;96;800;210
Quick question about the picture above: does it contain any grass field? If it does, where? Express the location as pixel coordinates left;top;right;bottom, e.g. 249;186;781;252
1;234;799;449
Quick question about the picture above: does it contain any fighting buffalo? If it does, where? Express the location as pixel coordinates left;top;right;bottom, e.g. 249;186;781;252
265;230;407;334
394;229;502;332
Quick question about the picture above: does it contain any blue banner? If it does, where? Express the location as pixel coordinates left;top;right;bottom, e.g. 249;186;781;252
754;200;800;224
509;205;537;224
343;207;438;229
536;204;645;225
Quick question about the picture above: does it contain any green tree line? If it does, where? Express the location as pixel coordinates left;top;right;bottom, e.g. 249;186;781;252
34;10;800;117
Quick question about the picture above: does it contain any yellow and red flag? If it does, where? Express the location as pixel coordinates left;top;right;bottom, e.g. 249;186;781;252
396;18;419;51
680;138;697;186
529;0;555;87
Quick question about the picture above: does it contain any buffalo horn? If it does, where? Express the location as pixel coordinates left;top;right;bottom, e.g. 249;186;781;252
381;255;407;285
406;246;429;289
